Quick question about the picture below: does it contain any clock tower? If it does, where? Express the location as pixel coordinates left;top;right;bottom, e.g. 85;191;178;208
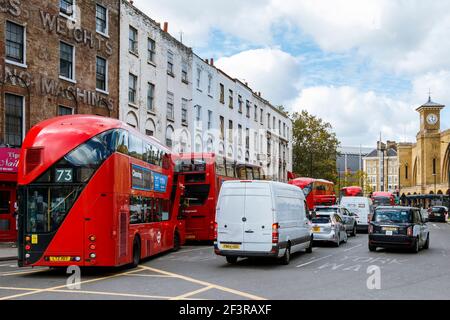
417;96;444;134
415;96;445;190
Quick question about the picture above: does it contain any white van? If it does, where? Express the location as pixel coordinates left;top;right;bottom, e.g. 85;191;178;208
214;181;313;265
340;197;374;231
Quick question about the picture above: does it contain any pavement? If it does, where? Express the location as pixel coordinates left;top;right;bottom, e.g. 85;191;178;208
0;243;18;262
0;221;449;300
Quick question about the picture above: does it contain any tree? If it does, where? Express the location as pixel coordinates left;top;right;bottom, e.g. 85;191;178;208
292;110;340;182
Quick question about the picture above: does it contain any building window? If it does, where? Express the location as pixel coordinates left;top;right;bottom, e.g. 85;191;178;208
129;73;137;104
246;128;250;149
4;94;24;147
167;51;174;75
166;126;174;148
58;105;73;116
129;26;138;54
6;21;25;65
182;99;188;124
182;61;188;83
196;68;201;88
167;92;174;120
147;38;155;63
228;120;233;142
220;116;225;140
195;105;202;122
60;42;74;80
207;110;212;130
146;129;154;137
219;84;225;104
147;83;155;112
208;74;212;95
279;120;282;135
238;125;243;146
229;90;233;109
246;101;251;118
60;0;74;17
96;56;107;92
433;158;437;175
96;4;108;35
254;105;258;122
238;96;243;113
273;117;276;131
405;164;408;179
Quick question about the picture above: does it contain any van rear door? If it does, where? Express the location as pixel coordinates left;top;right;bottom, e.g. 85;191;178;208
243;183;274;253
216;183;245;250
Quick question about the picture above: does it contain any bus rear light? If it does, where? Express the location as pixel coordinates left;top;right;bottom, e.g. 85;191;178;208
25;254;30;259
25;245;31;251
272;223;279;244
89;244;96;250
25;147;43;175
214;222;218;240
89;235;96;242
90;253;96;259
25;236;31;242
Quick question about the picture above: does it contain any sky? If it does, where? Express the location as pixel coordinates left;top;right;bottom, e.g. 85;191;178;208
133;0;450;147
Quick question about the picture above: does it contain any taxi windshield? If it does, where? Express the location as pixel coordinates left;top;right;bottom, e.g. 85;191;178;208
373;210;411;224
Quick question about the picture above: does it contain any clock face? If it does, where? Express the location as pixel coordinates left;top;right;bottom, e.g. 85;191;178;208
427;113;438;125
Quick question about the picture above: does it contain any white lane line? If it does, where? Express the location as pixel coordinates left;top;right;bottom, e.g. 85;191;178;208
167;247;212;256
296;255;333;268
344;244;363;252
170;285;215;300
0;269;48;277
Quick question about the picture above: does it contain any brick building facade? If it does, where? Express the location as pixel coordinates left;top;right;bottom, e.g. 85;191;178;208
0;0;120;241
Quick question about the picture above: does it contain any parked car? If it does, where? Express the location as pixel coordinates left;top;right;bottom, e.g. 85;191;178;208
427;206;448;223
315;205;357;236
340;196;374;232
214;181;313;265
311;211;348;247
368;206;430;253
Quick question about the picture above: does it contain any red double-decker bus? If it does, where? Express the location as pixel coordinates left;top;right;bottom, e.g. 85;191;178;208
371;191;395;207
18;115;185;268
174;153;263;241
289;178;336;210
340;186;364;198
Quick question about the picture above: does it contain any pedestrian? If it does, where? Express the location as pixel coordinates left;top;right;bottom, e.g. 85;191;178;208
12;202;18;248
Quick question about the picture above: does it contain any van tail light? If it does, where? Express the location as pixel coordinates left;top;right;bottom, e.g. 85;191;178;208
368;224;373;234
407;226;413;237
25;148;43;175
214;222;218;240
272;223;279;244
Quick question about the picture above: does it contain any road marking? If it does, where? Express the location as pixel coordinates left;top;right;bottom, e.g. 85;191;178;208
0;286;40;292
0;267;145;300
344;244;363;252
167;246;212;256
0;269;48;277
125;274;173;278
296;255;333;268
55;289;173;300
139;265;266;300
170;285;214;300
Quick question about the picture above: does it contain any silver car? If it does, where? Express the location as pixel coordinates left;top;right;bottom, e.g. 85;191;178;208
315;206;358;236
311;212;348;247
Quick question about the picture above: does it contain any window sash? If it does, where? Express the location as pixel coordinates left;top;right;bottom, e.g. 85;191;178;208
147;83;155;111
129;74;137;103
60;0;74;16
129;27;138;53
96;57;107;91
6;22;24;63
4;94;23;147
60;42;74;79
148;38;155;62
96;4;107;34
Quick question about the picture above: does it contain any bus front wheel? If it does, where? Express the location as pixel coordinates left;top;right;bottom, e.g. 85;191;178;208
173;230;181;252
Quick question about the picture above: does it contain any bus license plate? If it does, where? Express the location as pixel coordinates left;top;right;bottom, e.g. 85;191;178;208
49;256;71;262
221;244;241;250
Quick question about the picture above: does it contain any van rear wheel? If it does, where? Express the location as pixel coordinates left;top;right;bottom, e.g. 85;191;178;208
280;246;291;265
226;256;238;264
306;237;313;254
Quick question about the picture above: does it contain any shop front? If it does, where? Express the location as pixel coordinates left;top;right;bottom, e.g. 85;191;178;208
0;147;20;242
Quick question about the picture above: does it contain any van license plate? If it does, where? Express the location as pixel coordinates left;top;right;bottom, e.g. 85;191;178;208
221;244;241;250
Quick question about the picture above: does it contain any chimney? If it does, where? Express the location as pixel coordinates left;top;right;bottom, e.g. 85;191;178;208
205;59;209;63
163;22;169;33
130;0;134;5
210;58;214;66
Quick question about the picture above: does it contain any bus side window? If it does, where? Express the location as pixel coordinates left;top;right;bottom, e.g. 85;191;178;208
161;200;170;221
117;130;129;155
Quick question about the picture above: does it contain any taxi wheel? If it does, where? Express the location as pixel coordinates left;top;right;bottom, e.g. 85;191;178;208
423;235;430;250
334;235;340;247
369;245;377;252
412;237;420;254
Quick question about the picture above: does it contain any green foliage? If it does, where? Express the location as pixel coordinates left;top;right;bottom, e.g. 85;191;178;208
292;110;340;182
337;170;372;195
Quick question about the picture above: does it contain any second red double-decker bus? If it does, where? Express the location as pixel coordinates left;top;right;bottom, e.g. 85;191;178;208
289;178;336;210
18;115;185;268
371;191;395;207
340;186;364;198
174;153;263;241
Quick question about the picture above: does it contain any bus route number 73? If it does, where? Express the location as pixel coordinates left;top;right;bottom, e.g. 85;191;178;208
55;168;73;183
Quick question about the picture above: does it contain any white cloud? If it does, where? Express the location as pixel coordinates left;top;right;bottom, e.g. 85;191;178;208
216;48;302;104
287;86;419;146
